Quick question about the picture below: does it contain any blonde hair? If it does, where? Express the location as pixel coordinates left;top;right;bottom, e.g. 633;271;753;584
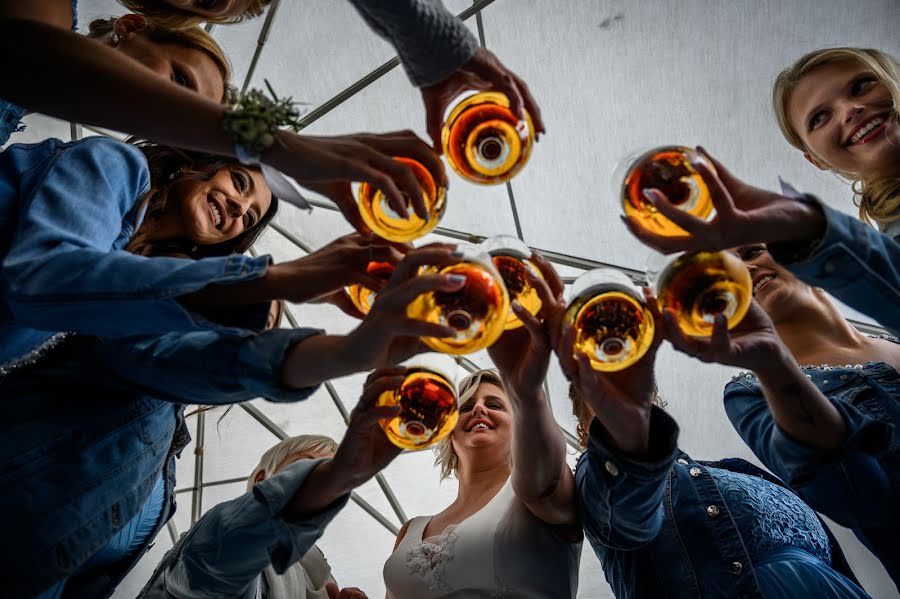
88;16;233;103
247;434;339;491
433;370;506;481
773;47;900;228
568;381;664;450
118;0;272;29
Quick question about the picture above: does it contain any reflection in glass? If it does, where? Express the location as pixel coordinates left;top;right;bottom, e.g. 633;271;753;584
480;235;543;330
442;91;534;185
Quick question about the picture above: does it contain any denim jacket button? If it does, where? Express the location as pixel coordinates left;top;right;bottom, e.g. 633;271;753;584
677;458;688;465
604;460;620;477
689;467;701;478
730;561;743;575
706;505;720;518
110;504;121;527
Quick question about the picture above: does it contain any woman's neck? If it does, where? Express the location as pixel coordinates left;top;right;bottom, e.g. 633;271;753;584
453;457;510;510
773;294;869;364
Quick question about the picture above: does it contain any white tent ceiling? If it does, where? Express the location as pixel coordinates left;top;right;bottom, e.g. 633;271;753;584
9;0;900;597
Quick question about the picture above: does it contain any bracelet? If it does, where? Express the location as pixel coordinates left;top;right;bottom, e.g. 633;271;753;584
222;80;305;155
224;81;312;212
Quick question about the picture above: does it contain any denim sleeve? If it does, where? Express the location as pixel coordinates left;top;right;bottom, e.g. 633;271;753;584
575;407;679;550
92;327;324;404
768;198;900;335
348;0;478;87
723;379;895;528
2;137;270;336
139;458;349;599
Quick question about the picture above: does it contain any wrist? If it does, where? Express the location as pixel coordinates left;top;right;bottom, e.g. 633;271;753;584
748;342;797;380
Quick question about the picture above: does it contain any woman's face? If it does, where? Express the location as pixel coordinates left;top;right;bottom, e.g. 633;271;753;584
451;382;513;460
787;60;899;180
162;0;254;19
734;244;810;318
113;17;225;101
156;165;271;246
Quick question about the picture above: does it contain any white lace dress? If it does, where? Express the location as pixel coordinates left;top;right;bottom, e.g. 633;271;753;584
383;480;581;598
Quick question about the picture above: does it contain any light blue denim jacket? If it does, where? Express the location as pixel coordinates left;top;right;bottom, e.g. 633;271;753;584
138;457;349;599
0;137;271;370
768;198;900;335
0;325;322;598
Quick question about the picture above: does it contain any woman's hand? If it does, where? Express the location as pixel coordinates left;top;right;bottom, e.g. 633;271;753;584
421;47;545;151
623;148;826;254
487;252;563;401
266;233;409;305
343;244;465;370
282;369;405;521
658;294;787;372
554;288;665;458
269;130;447;233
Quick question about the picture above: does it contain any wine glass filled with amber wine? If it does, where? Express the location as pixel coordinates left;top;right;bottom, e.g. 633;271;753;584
406;245;510;354
376;353;460;450
649;250;751;338
565;268;656;372
479;235;543;330
358;156;447;242
345;261;396;316
441;91;535;185
617;146;716;238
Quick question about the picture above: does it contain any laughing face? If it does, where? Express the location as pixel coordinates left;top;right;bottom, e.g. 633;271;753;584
153;165;271;246
451;382;512;457
787;60;899;180
734;244;811;319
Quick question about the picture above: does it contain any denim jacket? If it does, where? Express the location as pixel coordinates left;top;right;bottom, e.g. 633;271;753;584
576;408;858;599
138;457;350;599
0;325;322;598
724;359;900;588
0;137;271;369
768;198;900;335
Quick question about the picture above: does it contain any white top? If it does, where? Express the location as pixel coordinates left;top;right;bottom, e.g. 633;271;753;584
383;480;581;598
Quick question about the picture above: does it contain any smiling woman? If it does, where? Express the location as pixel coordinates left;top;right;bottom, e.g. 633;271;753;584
773;47;900;232
126;140;274;257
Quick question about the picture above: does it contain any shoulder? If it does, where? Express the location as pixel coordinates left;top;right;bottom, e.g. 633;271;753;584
50;138;150;202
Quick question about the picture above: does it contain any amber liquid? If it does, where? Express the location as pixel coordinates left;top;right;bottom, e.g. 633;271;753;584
407;261;509;354
345;261;396;316
441;91;535;185
565;284;655;372
358;157;447;242
377;368;459;450
656;251;751;337
622;146;716;237
491;254;543;330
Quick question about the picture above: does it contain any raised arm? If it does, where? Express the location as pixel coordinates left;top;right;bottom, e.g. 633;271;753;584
0;2;445;228
487;253;575;528
139;370;405;599
622;148;900;334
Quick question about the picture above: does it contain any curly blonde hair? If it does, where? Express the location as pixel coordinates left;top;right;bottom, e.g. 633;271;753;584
433;369;506;481
773;47;900;229
118;0;272;30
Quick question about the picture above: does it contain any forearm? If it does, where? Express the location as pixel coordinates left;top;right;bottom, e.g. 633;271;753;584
769;198;900;334
510;389;568;501
280;459;357;521
754;347;847;450
0;20;232;154
281;334;368;389
348;0;478;87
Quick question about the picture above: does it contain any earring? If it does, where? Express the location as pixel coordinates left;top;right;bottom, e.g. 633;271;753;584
110;32;120;47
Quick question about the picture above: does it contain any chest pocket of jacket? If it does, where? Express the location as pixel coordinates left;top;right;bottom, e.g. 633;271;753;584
836;366;900;454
